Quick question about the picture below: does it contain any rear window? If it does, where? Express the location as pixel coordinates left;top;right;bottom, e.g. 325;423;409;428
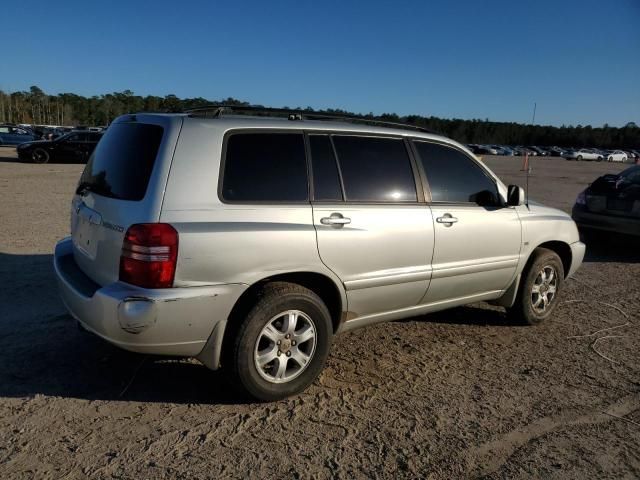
221;133;308;202
78;123;163;201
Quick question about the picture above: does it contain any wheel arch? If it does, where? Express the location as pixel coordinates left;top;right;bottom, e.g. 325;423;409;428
532;240;572;278
210;271;345;371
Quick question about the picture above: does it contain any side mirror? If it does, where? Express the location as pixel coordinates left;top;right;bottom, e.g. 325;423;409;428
507;185;525;206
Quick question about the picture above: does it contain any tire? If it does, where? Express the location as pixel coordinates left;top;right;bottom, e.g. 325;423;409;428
507;248;564;325
230;282;333;401
32;148;50;164
576;155;582;161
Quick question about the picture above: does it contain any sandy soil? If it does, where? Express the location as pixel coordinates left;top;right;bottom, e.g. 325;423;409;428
0;147;638;479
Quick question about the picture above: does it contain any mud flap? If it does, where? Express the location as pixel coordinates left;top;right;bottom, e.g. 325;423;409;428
490;274;521;308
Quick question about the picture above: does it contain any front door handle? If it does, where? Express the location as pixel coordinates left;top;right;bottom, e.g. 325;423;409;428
320;213;351;227
436;214;458;226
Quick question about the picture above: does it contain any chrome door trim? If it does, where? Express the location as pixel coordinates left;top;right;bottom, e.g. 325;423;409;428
431;256;520;280
343;266;432;291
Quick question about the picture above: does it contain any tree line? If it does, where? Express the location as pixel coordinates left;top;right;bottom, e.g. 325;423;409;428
0;86;638;148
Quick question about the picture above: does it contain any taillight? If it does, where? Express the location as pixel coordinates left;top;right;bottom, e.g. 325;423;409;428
119;223;178;288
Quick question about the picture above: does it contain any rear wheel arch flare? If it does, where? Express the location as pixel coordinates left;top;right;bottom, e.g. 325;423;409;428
221;272;344;364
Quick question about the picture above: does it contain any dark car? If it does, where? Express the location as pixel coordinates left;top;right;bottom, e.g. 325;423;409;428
572;165;640;237
0;125;37;146
16;131;103;164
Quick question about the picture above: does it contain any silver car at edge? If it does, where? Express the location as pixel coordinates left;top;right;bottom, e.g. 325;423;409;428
54;109;586;401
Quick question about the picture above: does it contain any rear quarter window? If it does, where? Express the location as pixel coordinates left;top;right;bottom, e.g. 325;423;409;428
78;123;163;201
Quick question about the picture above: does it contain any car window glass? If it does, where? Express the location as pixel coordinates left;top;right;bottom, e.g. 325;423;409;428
222;133;308;202
309;135;343;201
79;123;164;201
622;167;640;185
332;135;417;202
0;127;9;133
414;141;499;205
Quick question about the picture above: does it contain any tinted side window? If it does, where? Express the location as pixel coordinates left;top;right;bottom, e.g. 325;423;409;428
309;135;343;201
414;141;499;205
332;136;417;202
222;133;307;202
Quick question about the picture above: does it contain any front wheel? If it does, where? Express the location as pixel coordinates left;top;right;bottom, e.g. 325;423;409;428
576;155;582;161
32;148;50;164
507;248;564;325
231;282;333;401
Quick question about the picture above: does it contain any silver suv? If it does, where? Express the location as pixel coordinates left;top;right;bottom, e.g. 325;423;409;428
54;107;585;401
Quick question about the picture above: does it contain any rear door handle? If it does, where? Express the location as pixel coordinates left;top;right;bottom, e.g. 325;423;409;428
436;214;458;226
320;213;351;227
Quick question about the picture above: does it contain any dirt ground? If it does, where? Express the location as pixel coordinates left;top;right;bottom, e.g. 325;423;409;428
0;147;638;479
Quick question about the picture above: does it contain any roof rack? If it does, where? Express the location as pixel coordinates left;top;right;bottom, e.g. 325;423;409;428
184;104;437;134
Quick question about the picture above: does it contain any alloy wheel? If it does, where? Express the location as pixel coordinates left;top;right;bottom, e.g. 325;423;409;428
253;310;317;384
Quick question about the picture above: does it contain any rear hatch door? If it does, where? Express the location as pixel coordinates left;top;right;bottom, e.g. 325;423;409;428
71;115;182;286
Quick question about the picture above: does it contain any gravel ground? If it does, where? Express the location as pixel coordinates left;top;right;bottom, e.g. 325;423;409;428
0;147;638;479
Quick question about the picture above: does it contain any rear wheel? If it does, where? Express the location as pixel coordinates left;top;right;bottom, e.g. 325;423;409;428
230;282;333;401
32;148;50;164
576;155;582;161
507;248;564;325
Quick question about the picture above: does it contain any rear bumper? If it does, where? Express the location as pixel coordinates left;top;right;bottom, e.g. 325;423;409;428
54;237;246;363
572;206;640;237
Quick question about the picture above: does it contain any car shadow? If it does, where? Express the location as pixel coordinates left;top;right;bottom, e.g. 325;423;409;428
0;147;19;163
0;252;249;405
581;230;640;263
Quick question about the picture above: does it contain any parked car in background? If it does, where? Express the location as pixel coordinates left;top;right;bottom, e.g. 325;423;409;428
547;146;567;157
500;146;516;156
16;131;103;163
467;144;495;155
572;165;640;237
564;148;603;161
53;109;584;401
0;125;37;146
623;150;637;162
517;146;537;156
528;146;549;156
606;150;628;163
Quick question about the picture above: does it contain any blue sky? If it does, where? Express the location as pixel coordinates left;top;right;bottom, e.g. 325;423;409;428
2;0;638;127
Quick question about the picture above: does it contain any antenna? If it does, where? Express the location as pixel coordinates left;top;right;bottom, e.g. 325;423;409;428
524;102;536;209
525;156;530;208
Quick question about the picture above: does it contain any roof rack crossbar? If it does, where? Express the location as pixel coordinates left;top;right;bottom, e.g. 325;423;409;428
183;105;436;134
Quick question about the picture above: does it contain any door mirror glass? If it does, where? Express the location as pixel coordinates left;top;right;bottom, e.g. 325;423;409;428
507;185;525;206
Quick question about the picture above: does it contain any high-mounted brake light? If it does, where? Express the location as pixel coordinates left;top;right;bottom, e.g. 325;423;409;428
119;223;178;288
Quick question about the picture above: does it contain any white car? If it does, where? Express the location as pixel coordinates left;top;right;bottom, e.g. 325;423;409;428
564;148;603;161
607;150;628;162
